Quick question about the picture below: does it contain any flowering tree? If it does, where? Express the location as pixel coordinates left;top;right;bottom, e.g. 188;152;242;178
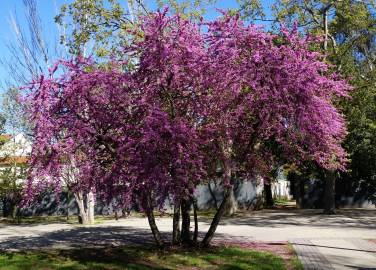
23;59;115;225
24;11;350;247
200;17;350;245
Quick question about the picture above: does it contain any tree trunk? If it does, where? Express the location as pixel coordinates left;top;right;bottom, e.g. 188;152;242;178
74;191;89;225
202;185;231;247
223;185;237;216
2;198;7;217
202;141;235;247
172;200;181;245
181;198;191;244
144;197;164;247
193;198;198;243
11;204;18;220
66;192;70;221
323;10;328;53
264;183;274;208
323;170;336;215
208;181;219;209
87;191;95;225
121;208;130;217
4;196;19;220
74;190;95;225
202;158;232;247
294;174;302;209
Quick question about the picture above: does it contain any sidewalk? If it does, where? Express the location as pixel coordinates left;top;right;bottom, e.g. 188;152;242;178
292;238;376;270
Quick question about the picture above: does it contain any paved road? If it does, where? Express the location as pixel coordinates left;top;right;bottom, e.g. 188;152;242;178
0;209;375;269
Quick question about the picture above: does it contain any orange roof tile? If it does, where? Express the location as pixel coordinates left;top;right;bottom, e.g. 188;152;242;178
0;156;29;165
0;134;12;141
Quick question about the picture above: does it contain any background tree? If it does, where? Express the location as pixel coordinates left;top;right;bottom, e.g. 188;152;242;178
1;88;31;137
262;0;376;212
0;134;29;220
331;2;376;206
0;88;29;220
55;0;217;59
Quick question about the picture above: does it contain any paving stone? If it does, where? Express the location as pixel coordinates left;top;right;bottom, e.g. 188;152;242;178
291;239;334;270
348;239;376;257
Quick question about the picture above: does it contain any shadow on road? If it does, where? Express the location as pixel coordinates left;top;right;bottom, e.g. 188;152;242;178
216;209;376;229
0;226;159;250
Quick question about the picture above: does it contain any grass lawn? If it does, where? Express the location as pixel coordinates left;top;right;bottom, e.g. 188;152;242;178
0;215;120;225
0;245;299;270
0;212;173;225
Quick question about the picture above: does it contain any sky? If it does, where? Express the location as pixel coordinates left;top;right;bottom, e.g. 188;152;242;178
0;0;69;87
0;0;274;89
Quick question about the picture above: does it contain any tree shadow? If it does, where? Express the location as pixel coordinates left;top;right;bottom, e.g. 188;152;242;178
0;226;162;250
0;246;170;270
0;227;289;270
0;225;235;251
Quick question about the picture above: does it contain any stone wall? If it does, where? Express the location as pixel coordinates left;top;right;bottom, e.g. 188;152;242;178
11;180;264;216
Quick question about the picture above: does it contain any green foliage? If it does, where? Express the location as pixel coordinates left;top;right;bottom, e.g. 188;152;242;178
237;0;265;21
0;214;118;225
156;0;218;19
56;0;218;58
0;144;27;218
342;77;376;202
0;166;26;196
0;87;30;218
328;1;376;203
56;0;135;58
272;1;333;28
0;164;26;219
0;116;5;137
2;88;30;135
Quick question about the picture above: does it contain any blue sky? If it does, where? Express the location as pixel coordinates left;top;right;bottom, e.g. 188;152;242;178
0;0;274;89
0;0;69;88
